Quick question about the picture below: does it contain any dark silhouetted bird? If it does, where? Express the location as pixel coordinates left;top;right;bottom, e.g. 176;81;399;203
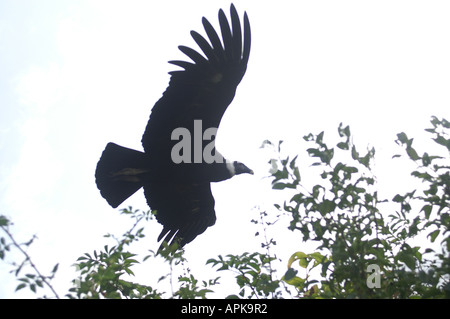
95;4;252;248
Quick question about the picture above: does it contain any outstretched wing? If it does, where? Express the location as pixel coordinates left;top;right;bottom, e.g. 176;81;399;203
141;4;251;160
144;182;216;247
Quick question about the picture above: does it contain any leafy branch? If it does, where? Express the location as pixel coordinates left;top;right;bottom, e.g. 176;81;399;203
0;216;60;298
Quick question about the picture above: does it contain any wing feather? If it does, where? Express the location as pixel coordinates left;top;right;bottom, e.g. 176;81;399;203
230;4;242;61
190;30;218;64
145;182;216;248
202;17;225;62
242;12;251;66
142;5;251;154
218;9;233;61
168;60;195;70
178;45;208;65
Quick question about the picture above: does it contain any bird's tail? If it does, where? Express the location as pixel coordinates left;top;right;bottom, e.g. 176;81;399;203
95;142;149;208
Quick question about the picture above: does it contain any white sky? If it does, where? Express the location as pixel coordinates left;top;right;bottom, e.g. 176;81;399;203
0;0;449;298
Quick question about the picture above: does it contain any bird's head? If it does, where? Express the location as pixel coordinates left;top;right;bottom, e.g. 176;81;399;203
226;160;254;177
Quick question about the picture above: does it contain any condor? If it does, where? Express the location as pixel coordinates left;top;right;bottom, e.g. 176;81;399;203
95;4;252;248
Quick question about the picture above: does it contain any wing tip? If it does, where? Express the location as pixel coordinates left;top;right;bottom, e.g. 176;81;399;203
172;4;250;71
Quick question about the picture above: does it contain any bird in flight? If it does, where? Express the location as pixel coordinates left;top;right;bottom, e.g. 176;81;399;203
95;4;252;249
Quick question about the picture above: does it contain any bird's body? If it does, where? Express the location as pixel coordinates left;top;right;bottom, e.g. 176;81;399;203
95;4;252;248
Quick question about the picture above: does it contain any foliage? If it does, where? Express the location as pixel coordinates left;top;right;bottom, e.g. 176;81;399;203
1;116;448;298
266;116;449;298
67;208;161;299
0;216;60;298
66;208;220;299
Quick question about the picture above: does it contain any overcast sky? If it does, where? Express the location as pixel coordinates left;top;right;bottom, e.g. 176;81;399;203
1;0;449;298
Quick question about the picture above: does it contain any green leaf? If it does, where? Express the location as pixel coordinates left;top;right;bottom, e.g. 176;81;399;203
392;194;404;203
396;132;409;145
434;135;450;151
317;131;325;144
338;123;351;138
411;171;433;182
422;152;431;166
52;263;59;274
317;200;336;216
272;182;296;190
288;251;308;268
303;133;312;141
337;142;349;150
351;145;359;160
289;155;298;170
15;283;26;291
428;229;440;242
0;215;10;227
406;146;420;161
283;275;305;289
125;268;135;276
284;268;298;281
309;252;325;266
422;205;433;219
293;167;301;182
397;250;416;270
